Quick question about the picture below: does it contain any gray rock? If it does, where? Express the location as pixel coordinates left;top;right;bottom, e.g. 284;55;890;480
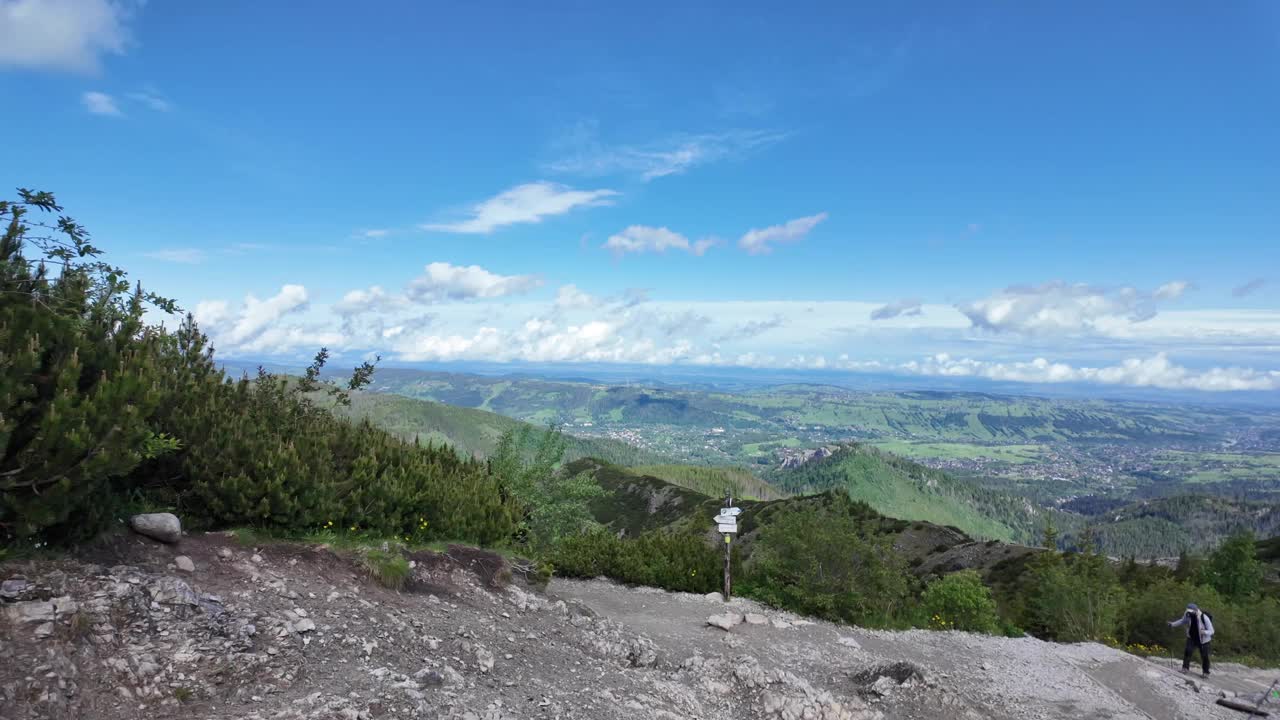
33;621;54;639
174;556;195;573
704;591;724;602
415;669;446;687
149;576;199;606
707;613;743;631
0;577;29;600
129;513;182;543
870;675;897;696
217;547;234;559
294;618;316;633
442;665;466;686
744;613;767;625
837;636;861;649
475;647;495;673
6;600;55;623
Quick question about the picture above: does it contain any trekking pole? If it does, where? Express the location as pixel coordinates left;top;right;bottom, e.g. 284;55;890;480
1253;678;1279;716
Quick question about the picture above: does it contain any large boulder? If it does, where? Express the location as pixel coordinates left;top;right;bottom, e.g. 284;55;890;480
707;612;744;631
130;513;182;543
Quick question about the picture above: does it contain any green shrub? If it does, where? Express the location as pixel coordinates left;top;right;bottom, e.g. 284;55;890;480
745;501;912;626
490;426;606;551
0;190;175;543
1025;546;1125;643
921;570;1000;633
551;528;722;594
1;189;520;549
1201;531;1264;601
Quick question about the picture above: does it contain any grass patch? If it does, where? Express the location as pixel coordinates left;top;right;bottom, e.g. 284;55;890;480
361;549;411;591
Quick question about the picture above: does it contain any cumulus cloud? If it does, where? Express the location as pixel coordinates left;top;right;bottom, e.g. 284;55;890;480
870;298;923;321
192;300;231;328
738;212;828;255
0;0;134;72
554;284;599;310
143;248;205;264
405;262;542;302
1233;278;1268;297
602;226;719;257
959;280;1190;335
333;285;404;316
549;126;789;181
224;285;310;345
191;285;338;356
420;181;617;234
902;352;1280;392
81;90;121;116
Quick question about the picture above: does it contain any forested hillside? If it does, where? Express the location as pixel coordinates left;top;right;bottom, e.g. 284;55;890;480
1063;495;1280;558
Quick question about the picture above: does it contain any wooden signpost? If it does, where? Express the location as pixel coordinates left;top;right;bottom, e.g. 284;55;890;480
716;492;741;600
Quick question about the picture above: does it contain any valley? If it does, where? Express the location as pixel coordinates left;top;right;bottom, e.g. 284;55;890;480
354;368;1280;511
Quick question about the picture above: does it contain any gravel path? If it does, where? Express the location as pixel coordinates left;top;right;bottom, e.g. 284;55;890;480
553;578;1280;720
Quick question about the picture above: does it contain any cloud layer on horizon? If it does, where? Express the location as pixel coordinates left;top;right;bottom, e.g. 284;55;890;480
180;266;1280;393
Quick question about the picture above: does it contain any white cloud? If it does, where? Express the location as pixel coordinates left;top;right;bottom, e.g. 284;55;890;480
392;327;505;362
420;181;617;234
0;0;133;72
225;285;310;345
959;281;1190;335
902;352;1280;392
554;284;599;310
355;228;390;239
192;300;230;328
189;285;334;356
738;212;828;255
1153;280;1193;301
603;226;719;257
333;285;404;316
549;126;788;181
143;248;205;264
870;298;923;321
127;90;171;112
81;90;121;116
405;262;542;302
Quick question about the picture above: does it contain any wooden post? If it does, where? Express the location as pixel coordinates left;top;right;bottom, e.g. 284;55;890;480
724;490;732;601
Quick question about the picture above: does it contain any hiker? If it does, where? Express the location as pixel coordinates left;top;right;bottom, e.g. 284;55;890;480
1169;603;1214;677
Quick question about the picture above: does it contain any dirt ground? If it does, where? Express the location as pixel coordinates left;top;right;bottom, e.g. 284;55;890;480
2;531;1277;720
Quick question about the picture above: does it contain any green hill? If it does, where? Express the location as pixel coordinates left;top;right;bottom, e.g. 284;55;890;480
566;458;1027;575
333;390;670;466
628;464;785;500
769;443;1063;544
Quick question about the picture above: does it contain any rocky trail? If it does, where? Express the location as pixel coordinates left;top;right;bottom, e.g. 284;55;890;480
2;530;1277;720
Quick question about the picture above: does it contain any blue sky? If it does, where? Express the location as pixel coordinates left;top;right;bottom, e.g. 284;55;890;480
2;1;1278;393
